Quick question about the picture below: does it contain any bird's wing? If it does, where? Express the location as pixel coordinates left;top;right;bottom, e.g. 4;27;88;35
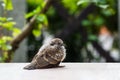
43;52;59;64
31;47;45;62
32;53;59;68
31;54;38;62
36;47;59;65
24;47;60;69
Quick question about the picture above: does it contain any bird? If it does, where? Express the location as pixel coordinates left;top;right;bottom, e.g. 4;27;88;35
24;38;66;70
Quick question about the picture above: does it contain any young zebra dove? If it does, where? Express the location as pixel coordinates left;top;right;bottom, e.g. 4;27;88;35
24;38;66;70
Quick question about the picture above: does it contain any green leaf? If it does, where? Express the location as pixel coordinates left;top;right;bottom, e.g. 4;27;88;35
37;14;45;22
62;0;78;14
77;0;99;5
12;28;21;37
0;17;13;22
0;17;7;21
1;44;12;51
32;24;43;37
93;17;104;26
88;35;97;41
3;0;13;10
0;57;3;62
1;22;16;30
92;0;99;4
25;12;35;18
77;0;88;5
82;20;91;26
27;0;44;7
3;51;8;60
99;4;109;9
36;14;48;26
0;39;6;45
25;6;41;18
1;44;11;50
102;8;115;16
38;24;43;29
0;36;12;50
32;29;41;37
2;36;12;41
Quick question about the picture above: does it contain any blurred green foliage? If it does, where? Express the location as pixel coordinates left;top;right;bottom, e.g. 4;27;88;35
3;0;13;10
0;0;118;62
26;0;48;37
0;0;21;62
27;0;118;62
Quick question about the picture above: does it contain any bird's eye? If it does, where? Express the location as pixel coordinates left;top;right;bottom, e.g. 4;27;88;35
50;43;54;46
58;43;60;45
58;43;63;46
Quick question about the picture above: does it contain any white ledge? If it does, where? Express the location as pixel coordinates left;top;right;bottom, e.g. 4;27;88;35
0;63;119;80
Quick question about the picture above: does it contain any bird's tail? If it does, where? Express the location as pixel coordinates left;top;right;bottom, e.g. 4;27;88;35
23;63;36;70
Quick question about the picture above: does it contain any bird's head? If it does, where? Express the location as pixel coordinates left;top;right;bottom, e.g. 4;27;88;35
49;38;64;50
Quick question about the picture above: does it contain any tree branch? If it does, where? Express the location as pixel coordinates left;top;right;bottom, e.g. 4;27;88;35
91;41;116;62
6;0;52;62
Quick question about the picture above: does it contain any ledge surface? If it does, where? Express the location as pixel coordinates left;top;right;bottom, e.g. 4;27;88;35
0;63;120;80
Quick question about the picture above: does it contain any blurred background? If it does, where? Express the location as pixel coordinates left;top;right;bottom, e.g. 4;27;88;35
0;0;119;62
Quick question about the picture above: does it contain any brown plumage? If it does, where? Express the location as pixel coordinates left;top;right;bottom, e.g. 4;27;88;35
24;38;66;70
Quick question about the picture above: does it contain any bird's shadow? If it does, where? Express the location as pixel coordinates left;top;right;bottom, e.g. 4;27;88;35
40;65;65;69
23;65;65;70
53;65;65;68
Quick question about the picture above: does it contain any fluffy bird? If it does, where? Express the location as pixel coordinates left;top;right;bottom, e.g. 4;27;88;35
24;38;66;70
